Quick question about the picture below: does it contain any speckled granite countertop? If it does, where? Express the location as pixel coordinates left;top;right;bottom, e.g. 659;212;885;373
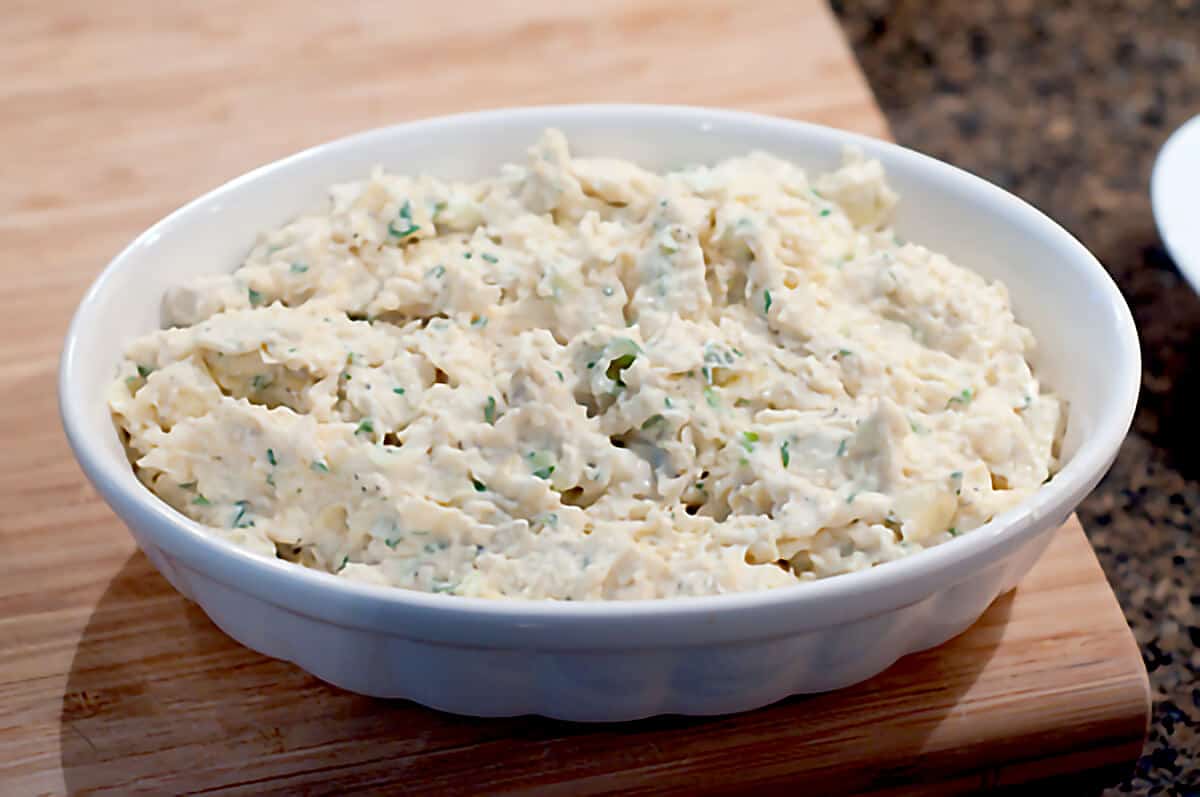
834;1;1200;792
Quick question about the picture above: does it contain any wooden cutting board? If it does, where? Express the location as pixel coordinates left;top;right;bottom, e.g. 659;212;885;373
0;1;1149;794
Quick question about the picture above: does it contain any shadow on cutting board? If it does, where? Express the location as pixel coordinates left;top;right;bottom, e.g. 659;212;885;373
59;552;1009;796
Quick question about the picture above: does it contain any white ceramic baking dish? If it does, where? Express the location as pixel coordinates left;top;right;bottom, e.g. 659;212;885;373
59;105;1139;721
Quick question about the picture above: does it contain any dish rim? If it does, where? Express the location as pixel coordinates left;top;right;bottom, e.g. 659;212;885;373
59;103;1139;647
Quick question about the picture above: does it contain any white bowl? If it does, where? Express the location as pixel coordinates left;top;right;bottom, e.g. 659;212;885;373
1152;113;1200;293
60;105;1139;721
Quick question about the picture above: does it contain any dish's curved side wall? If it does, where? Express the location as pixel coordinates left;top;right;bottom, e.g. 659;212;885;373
135;528;1052;720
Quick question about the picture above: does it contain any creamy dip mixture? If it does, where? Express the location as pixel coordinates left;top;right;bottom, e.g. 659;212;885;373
110;130;1064;600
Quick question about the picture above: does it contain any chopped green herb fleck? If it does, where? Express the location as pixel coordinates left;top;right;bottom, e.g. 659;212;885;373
586;361;595;369
125;376;139;389
192;494;211;506
250;374;270;390
472;479;487;493
950;470;963;495
311;460;330;473
484;395;496;425
836;439;848;457
664;396;673;408
781;441;791;468
732;347;744;357
248;288;263;306
606;353;637;386
846;491;858;504
463;251;473;259
836;349;853;358
342;373;352;380
178;481;197;490
231;500;251;528
385;537;401;549
389;220;420;239
704;387;720;408
480;253;499;264
267;449;277;466
355;419;374;436
532;465;555;480
1020;395;1033;410
428;265;446;279
819;208;832;217
555;370;565;382
393;387;406;395
265;473;275;487
136;364;154;378
763;289;773;314
741;431;760;452
388;200;420;238
695;481;705;491
337;556;349;573
948;527;959;537
947;388;974;408
641;413;666;431
290;263;309;274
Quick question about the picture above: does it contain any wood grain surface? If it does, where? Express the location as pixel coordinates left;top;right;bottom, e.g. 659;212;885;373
0;1;1148;794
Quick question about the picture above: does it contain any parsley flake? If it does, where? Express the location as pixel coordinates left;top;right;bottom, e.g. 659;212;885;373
388;200;420;239
641;413;666;431
947;388;974;408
